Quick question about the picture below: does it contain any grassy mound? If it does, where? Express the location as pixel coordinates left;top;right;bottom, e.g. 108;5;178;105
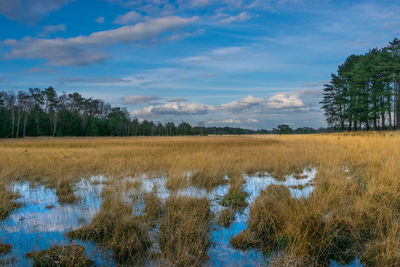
26;245;94;267
67;197;151;264
159;196;211;266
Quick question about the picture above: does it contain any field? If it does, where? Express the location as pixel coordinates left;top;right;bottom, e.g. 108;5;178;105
0;133;400;266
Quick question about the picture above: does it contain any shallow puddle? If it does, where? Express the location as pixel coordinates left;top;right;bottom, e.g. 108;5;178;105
0;178;114;266
209;167;318;266
0;168;363;266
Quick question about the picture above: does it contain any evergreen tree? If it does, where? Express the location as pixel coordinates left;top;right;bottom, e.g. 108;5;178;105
321;38;400;131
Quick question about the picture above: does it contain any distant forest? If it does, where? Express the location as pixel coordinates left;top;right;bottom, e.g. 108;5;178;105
0;88;328;137
321;38;400;131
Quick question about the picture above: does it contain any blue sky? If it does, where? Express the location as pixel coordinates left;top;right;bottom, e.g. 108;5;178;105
1;0;400;129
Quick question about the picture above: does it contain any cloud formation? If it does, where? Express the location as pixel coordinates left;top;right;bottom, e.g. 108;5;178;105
266;93;307;110
114;11;141;24
247;118;259;123
130;93;308;118
178;45;282;73
122;95;160;105
218;11;251;24
3;16;197;66
39;24;66;37
131;102;213;116
0;0;74;25
167;98;188;103
221;95;266;112
222;118;241;123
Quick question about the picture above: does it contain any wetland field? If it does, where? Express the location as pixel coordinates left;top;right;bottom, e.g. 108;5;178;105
1;133;399;266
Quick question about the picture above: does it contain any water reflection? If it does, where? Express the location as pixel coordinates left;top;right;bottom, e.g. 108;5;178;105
0;167;362;266
0;179;114;266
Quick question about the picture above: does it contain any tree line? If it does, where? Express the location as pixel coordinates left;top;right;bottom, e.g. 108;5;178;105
321;38;400;131
0;88;211;138
0;88;330;138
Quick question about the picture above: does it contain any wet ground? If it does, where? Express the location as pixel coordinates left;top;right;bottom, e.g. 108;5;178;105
0;168;363;266
0;177;114;266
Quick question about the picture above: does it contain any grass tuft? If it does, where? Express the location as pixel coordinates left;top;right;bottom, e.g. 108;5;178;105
230;230;260;250
55;180;78;204
68;196;151;264
25;245;94;267
219;184;248;209
159;196;211;266
0;243;12;256
0;183;21;220
216;208;235;228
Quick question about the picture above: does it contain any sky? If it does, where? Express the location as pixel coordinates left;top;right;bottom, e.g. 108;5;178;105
1;0;400;129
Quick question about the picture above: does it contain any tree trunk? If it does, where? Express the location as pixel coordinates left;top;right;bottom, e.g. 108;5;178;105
23;115;27;137
52;114;57;136
396;81;400;129
388;95;393;130
381;96;386;130
16;106;22;138
11;106;15;137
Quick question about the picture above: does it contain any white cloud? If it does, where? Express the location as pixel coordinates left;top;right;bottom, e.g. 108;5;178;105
4;37;108;66
218;11;251;24
131;101;213;116
181;55;211;63
96;16;105;24
222;118;241;123
211;46;243;56
3;16;197;66
179;46;244;64
178;45;282;73
129;93;309;120
39;24;66;37
206;118;241;124
167;97;188;103
0;0;74;25
67;16;197;46
266;93;307;109
114;11;141;25
122;95;160;105
164;28;205;41
221;95;266;112
106;0;268;15
247;118;259;123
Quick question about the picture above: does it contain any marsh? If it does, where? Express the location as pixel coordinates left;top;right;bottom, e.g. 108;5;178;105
0;134;398;265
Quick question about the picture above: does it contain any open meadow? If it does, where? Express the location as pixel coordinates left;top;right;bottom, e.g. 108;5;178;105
1;133;400;266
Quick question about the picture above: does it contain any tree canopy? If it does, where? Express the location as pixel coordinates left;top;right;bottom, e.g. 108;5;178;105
321;38;400;131
0;88;211;138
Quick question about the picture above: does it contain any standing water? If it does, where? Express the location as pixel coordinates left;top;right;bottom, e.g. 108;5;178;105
0;168;363;266
0;177;114;266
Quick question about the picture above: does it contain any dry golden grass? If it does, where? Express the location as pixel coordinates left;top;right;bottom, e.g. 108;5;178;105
0;182;20;220
1;132;400;265
67;190;152;264
217;208;235;228
25;245;94;267
159;196;211;266
0;243;12;256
